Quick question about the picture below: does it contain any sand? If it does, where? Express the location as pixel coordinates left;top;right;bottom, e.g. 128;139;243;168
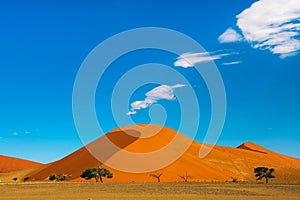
24;124;300;183
0;155;41;173
0;182;299;200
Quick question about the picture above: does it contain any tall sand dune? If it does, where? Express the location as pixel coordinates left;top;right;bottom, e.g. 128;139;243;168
26;124;300;183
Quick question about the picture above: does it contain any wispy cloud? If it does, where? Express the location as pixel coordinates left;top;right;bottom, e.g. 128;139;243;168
222;61;242;66
126;111;137;115
127;84;185;115
174;51;235;68
218;28;243;43
12;132;18;136
219;0;300;57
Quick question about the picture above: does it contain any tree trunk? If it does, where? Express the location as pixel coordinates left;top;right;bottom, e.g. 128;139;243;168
100;176;103;183
95;177;99;182
265;176;268;184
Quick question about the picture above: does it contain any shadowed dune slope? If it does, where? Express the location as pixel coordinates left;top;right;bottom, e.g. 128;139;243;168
26;125;300;183
0;155;42;173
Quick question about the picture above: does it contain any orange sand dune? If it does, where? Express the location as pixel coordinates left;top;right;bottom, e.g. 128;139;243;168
0;155;42;173
26;125;300;183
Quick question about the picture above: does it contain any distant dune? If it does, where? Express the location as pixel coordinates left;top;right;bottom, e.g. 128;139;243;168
0;155;42;173
10;124;300;183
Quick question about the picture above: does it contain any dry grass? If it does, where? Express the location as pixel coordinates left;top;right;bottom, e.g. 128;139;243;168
0;168;36;183
0;182;299;200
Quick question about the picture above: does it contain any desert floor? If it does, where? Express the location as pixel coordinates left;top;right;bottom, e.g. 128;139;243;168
0;182;299;200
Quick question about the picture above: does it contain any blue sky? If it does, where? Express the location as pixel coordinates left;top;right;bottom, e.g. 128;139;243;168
0;0;300;163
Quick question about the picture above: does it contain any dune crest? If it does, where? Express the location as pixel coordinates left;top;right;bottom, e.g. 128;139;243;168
237;142;268;154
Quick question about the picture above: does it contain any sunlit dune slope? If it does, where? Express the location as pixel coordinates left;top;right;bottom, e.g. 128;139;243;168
26;124;300;183
0;155;42;173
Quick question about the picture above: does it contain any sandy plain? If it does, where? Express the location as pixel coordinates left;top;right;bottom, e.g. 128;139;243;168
0;182;299;200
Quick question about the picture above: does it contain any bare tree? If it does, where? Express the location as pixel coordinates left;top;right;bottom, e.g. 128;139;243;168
179;172;192;182
150;173;163;182
230;177;238;183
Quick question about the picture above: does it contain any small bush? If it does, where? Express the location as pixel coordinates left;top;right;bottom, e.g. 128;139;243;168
49;174;57;181
49;174;71;181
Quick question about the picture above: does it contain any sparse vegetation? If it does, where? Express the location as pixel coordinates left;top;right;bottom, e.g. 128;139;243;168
254;167;275;184
49;174;71;181
57;174;71;181
0;182;299;199
150;173;163;182
231;177;239;183
12;177;18;181
179;172;192;182
80;167;113;182
23;177;30;181
49;174;56;181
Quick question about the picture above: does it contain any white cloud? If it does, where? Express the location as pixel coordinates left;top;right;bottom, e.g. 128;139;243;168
220;0;300;57
126;111;137;115
222;61;242;66
218;28;243;43
12;132;18;135
171;84;186;88
127;84;185;115
174;51;234;68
